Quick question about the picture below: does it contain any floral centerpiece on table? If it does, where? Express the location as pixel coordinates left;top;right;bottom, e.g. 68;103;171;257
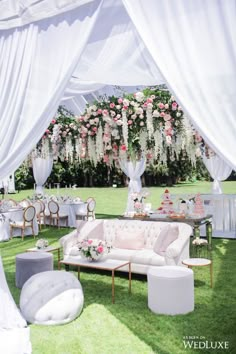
131;189;150;215
192;238;208;257
78;239;112;261
36;239;49;249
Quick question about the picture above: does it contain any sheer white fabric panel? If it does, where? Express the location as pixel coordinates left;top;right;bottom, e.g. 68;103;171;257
0;1;102;180
0;257;31;353
203;155;232;194
0;0;93;29
123;0;236;169
32;157;53;194
62;78;144;115
119;158;146;213
72;0;165;86
0;257;27;328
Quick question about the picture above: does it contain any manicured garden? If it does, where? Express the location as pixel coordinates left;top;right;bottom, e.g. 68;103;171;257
1;181;236;353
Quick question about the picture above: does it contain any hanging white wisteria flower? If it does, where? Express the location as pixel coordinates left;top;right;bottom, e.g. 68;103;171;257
76;87;203;166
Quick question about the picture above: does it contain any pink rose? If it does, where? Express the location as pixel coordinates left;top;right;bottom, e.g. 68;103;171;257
86;124;90;128
160;112;165;117
128;120;133;125
110;103;115;108
92;127;97;132
146;152;153;159
88;239;93;244
134;201;142;209
146;98;153;103
123;106;128;110
103;155;109;163
97;246;104;253
158;103;165;109
45;129;50;133
97;109;102;115
51;119;56;124
164;114;171;121
118;98;123;104
172;102;178;110
120;144;127;151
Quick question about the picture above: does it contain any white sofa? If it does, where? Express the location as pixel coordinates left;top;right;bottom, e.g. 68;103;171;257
59;219;192;275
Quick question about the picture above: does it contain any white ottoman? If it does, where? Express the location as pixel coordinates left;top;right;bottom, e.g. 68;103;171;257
20;271;84;325
147;266;194;315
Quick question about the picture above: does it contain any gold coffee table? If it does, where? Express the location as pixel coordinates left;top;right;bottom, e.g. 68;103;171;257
59;257;131;304
182;258;213;288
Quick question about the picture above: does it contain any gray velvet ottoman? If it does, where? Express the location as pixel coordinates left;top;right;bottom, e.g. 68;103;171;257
16;252;53;288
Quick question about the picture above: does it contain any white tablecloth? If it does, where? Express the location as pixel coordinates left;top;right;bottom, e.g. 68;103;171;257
45;202;87;228
0;208;39;241
172;194;236;238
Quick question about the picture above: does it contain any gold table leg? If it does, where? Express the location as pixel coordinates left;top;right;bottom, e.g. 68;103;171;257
210;262;213;288
128;262;131;293
57;248;61;269
112;270;115;304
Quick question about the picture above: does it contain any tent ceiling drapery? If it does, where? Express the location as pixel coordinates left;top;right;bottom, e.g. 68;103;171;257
0;0;235;180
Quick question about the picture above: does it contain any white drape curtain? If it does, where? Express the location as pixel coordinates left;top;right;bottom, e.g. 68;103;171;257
32;157;53;194
0;0;103;180
119;158;146;213
0;256;31;354
203;155;232;194
71;0;165;86
0;0;93;29
122;0;236;170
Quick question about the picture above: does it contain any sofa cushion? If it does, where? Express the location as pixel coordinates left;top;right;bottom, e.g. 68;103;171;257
114;230;145;250
106;249;165;266
106;249;139;262
154;225;179;255
131;249;166;267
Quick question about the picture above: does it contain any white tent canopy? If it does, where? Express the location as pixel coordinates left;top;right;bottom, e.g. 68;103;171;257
0;0;235;181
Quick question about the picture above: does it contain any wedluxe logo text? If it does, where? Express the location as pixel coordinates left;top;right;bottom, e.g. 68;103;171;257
182;336;229;350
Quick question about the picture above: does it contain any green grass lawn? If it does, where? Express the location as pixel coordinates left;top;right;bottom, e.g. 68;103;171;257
1;181;236;353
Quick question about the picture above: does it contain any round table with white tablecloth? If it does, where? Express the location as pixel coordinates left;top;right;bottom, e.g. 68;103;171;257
0;217;10;241
0;208;38;240
45;202;87;228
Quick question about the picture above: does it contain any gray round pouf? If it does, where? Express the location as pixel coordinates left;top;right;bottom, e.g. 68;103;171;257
20;271;84;325
16;252;53;288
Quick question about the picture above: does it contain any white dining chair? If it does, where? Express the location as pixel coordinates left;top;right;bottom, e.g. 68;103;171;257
10;205;36;241
19;199;31;208
75;197;96;221
33;201;43;230
48;200;69;228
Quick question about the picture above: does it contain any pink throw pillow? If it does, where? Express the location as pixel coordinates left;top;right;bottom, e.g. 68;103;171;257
114;230;145;250
154;225;179;255
153;225;170;254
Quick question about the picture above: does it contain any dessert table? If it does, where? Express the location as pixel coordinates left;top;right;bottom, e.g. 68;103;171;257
172;194;236;238
0;208;39;241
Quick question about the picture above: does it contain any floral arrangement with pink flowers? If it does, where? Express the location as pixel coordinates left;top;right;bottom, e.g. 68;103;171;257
76;87;200;166
78;239;112;261
32;89;212;165
32;106;80;162
131;189;150;214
